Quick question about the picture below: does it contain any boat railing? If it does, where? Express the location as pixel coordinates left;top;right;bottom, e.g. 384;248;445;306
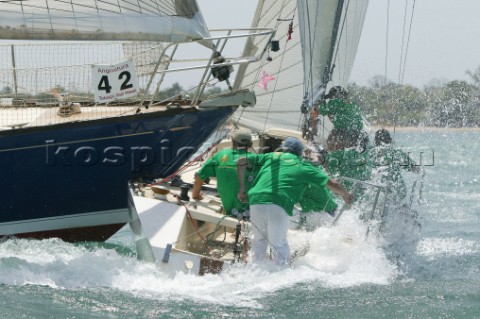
332;176;389;235
0;27;275;129
142;27;276;109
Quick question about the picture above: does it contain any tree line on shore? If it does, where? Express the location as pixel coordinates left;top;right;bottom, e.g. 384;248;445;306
348;67;480;127
153;72;480;128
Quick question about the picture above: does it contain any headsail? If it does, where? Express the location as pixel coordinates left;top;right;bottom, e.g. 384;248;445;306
0;0;211;43
232;0;368;140
298;0;369;107
232;0;304;133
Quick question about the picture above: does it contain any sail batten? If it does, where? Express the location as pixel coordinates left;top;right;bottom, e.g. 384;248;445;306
0;0;210;42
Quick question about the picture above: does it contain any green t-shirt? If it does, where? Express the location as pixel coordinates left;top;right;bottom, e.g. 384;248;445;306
325;149;372;191
197;149;255;214
247;152;330;216
299;184;338;213
319;98;363;131
369;145;417;201
326;149;371;179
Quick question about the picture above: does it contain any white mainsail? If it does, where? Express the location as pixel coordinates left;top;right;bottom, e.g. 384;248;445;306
233;0;369;141
0;0;211;43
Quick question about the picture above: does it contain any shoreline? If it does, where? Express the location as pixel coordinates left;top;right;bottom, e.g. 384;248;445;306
369;125;480;132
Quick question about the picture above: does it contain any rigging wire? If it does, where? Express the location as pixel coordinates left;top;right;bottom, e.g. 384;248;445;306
303;0;315;104
400;0;416;84
316;0;366;141
384;0;390;84
234;0;285;125
175;196;212;254
337;0;351;86
233;51;267;125
262;3;296;130
300;0;319;140
235;0;300;131
398;0;409;84
392;0;416;136
147;137;225;186
330;0;352;86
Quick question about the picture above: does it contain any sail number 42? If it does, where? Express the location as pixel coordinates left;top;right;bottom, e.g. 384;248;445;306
92;60;140;104
98;71;133;93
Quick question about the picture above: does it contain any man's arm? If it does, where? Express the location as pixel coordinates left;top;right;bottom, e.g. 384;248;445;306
191;156;218;200
191;173;204;200
326;178;353;206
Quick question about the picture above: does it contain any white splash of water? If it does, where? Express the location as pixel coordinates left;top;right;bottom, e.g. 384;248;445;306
0;209;400;307
417;237;480;259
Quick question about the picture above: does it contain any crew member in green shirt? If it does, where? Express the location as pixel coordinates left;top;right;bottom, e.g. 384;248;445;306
319;86;369;152
319;86;363;131
298;183;338;215
192;129;255;217
237;137;352;266
370;129;419;203
323;128;372;192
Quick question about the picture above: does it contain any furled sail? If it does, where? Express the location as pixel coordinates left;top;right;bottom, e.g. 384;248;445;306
298;0;369;107
0;0;211;43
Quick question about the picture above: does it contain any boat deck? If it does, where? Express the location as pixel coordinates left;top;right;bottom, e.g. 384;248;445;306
0;104;183;130
129;178;248;276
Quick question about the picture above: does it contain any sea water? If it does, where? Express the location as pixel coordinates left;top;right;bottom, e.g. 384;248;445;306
1;130;479;319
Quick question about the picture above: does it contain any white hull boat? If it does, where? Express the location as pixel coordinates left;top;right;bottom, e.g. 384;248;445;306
123;0;423;275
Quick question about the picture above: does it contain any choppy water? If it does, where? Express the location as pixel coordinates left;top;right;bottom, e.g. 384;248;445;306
1;130;479;319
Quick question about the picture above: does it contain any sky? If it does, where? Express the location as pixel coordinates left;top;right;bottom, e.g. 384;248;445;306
198;0;480;88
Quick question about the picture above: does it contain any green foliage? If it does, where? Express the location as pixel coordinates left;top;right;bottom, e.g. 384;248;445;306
35;92;57;103
466;66;480;85
349;77;480;127
1;86;12;94
155;82;183;101
202;86;223;97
